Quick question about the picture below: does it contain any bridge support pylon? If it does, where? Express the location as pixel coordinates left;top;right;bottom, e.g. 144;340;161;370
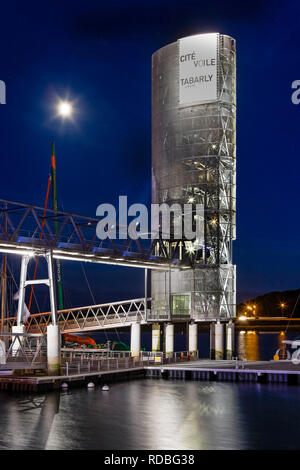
188;323;198;358
226;320;235;360
210;323;215;359
164;323;174;358
130;322;141;359
47;324;61;375
152;323;160;352
215;321;224;360
15;251;61;373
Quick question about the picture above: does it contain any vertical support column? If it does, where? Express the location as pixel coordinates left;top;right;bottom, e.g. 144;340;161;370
2;324;8;354
0;338;5;364
14;253;29;356
46;250;60;374
210;322;215;359
215;321;224;360
188;323;198;357
17;255;30;326
226;320;235;360
164;323;174;357
152;323;160;352
130;322;141;359
47;324;61;375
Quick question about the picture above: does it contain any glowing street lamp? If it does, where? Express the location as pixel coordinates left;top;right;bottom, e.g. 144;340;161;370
280;302;287;316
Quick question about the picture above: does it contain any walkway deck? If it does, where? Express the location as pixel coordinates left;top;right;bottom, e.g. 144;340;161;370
145;360;300;384
0;366;145;392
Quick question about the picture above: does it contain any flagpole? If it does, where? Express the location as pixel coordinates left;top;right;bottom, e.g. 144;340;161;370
51;142;64;311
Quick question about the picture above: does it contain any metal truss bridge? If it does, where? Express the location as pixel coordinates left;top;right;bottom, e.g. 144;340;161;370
4;298;150;334
0;199;190;270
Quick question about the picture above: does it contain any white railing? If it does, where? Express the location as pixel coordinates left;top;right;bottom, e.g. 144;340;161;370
4;298;150;334
60;350;199;376
0;332;47;370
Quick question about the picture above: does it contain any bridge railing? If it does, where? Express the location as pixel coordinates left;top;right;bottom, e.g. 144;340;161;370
0;332;47;370
4;298;150;334
60;350;199;376
0;199;186;270
140;350;199;364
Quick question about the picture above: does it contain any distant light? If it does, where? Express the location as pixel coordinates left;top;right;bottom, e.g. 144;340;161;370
188;197;195;203
186;244;196;254
57;100;73;119
239;316;247;321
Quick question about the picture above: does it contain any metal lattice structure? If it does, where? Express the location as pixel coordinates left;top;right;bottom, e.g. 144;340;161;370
151;33;236;321
4;298;150;334
0;199;188;270
0;332;47;370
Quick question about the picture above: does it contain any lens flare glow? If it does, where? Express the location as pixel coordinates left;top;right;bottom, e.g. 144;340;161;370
57;100;73;118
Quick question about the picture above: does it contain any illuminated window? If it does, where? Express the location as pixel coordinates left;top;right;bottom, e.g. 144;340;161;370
172;294;190;316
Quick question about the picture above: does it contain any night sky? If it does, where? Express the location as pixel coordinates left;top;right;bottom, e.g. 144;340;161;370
1;0;300;311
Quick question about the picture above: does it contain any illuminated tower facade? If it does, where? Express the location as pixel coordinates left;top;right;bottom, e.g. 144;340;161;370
151;33;236;322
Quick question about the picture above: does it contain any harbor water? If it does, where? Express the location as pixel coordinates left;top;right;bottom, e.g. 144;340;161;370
0;379;300;450
0;329;300;450
93;329;299;361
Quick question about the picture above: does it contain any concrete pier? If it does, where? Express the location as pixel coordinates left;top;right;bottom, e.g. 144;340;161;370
145;360;300;386
226;321;235;360
210;323;215;359
1;356;300;392
130;322;141;358
164;323;174;357
215;321;224;360
47;325;61;375
152;323;160;352
188;323;198;357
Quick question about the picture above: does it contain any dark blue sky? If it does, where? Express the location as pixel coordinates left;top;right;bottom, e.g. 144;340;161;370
1;0;300;308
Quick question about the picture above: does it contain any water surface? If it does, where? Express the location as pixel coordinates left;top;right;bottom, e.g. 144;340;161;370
0;379;300;450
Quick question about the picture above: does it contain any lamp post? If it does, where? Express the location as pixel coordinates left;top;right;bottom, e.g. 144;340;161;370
280;302;287;316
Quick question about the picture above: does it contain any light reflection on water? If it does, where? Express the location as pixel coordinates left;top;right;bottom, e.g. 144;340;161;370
94;329;298;361
1;380;300;450
1;330;300;450
237;330;288;361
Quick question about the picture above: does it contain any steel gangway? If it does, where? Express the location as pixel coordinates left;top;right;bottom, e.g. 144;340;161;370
0;199;189;270
3;298;150;334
